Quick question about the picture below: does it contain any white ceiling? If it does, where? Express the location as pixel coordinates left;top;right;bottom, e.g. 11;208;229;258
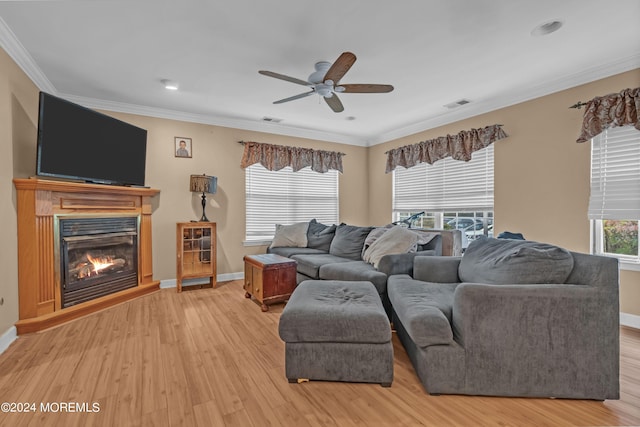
0;0;639;146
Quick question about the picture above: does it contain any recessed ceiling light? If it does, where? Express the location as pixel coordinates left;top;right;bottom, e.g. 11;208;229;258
531;19;564;37
161;79;179;90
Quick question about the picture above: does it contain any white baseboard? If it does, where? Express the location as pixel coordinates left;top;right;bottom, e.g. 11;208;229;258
0;326;17;356
160;272;244;289
621;312;640;329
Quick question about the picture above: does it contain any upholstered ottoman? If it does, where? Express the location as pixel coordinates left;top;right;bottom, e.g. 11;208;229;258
278;280;393;387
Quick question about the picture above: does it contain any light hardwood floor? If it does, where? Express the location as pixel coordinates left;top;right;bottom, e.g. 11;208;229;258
0;280;639;427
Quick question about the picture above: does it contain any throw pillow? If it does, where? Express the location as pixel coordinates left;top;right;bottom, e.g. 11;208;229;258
458;237;574;285
307;219;337;251
363;226;419;268
329;224;374;260
270;222;309;248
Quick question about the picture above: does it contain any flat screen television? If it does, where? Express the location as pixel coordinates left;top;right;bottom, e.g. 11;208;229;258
36;92;148;186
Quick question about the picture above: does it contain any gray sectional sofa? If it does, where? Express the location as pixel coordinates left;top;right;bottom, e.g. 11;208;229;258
266;220;462;314
387;237;620;400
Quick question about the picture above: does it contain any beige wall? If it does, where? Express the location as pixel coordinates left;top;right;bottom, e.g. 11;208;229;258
1;42;639;336
57;112;370;282
0;47;40;334
370;69;640;316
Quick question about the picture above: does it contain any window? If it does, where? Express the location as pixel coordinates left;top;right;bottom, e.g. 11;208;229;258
245;164;339;243
590;125;640;266
393;145;494;248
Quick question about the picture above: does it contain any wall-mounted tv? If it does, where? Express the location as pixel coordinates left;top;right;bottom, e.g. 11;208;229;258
36;92;148;187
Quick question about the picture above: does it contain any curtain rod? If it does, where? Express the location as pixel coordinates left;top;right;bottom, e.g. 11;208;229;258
569;102;588;109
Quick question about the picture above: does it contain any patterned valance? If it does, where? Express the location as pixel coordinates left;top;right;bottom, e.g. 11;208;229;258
385;124;508;173
576;87;640;143
240;141;344;173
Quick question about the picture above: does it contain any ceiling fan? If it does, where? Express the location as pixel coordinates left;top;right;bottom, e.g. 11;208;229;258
259;52;394;113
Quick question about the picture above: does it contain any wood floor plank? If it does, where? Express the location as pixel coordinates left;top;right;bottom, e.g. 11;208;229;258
0;280;639;426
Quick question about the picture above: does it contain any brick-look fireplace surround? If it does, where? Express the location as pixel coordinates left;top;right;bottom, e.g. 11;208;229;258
13;178;160;334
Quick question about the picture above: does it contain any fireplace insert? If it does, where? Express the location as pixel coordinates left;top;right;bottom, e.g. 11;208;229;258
59;216;139;308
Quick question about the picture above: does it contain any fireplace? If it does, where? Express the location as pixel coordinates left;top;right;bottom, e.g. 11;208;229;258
59;216;139;308
14;178;159;335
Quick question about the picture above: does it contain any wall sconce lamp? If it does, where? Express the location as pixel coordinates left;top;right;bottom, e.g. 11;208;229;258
190;174;217;222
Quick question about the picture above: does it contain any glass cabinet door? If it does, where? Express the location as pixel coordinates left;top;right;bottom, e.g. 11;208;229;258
182;226;212;275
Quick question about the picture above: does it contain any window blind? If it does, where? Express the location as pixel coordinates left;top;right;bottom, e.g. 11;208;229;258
245;164;339;241
589;126;640;220
393;145;494;213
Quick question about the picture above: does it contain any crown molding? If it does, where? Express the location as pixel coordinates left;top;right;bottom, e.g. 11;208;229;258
58;53;640;148
59;93;367;146
368;54;640;146
0;16;56;94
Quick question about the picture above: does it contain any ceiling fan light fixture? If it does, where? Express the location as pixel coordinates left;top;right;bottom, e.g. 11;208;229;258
316;83;333;97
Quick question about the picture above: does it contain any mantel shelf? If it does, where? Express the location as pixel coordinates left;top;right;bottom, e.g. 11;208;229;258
14;177;159;197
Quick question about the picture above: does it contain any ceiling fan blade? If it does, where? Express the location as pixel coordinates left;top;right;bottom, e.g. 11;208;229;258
259;70;311;86
273;90;315;104
323;52;356;84
340;84;394;93
324;94;344;113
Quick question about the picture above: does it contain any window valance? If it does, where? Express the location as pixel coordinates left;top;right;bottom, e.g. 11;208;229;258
240;141;344;173
385;124;507;173
576;87;640;143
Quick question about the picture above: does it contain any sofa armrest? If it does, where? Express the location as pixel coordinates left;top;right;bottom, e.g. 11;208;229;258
451;282;619;398
412;256;462;283
452;283;618;345
377;251;435;276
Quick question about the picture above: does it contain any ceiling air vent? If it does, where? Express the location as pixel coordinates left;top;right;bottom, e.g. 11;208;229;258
444;99;471;109
262;116;282;123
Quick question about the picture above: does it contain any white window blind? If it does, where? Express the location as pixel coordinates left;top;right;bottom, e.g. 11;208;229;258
245;164;339;241
393;145;494;213
589;126;640;220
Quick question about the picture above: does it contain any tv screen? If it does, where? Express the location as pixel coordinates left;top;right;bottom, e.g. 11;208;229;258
36;92;147;186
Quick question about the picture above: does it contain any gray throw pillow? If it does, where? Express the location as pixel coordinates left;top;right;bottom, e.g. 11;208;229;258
307;219;336;251
458;237;574;284
329;224;374;261
270;222;309;248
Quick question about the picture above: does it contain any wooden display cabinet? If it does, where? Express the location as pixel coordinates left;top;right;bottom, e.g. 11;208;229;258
243;254;297;312
176;222;217;292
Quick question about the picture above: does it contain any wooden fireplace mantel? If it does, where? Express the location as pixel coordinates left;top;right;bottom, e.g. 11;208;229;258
13;177;161;334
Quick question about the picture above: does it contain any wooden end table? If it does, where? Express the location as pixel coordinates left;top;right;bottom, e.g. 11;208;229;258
243;254;297;312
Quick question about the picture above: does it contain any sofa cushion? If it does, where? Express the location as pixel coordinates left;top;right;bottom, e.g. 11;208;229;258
319;261;388;294
329;224;374;260
363;226;419;268
291;254;353;279
307;219;337;251
267;246;326;258
279;280;391;344
270;222;309;248
458;237;574;285
387;275;458;347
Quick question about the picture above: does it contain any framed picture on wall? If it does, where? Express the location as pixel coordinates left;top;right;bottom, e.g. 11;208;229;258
175;137;192;158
